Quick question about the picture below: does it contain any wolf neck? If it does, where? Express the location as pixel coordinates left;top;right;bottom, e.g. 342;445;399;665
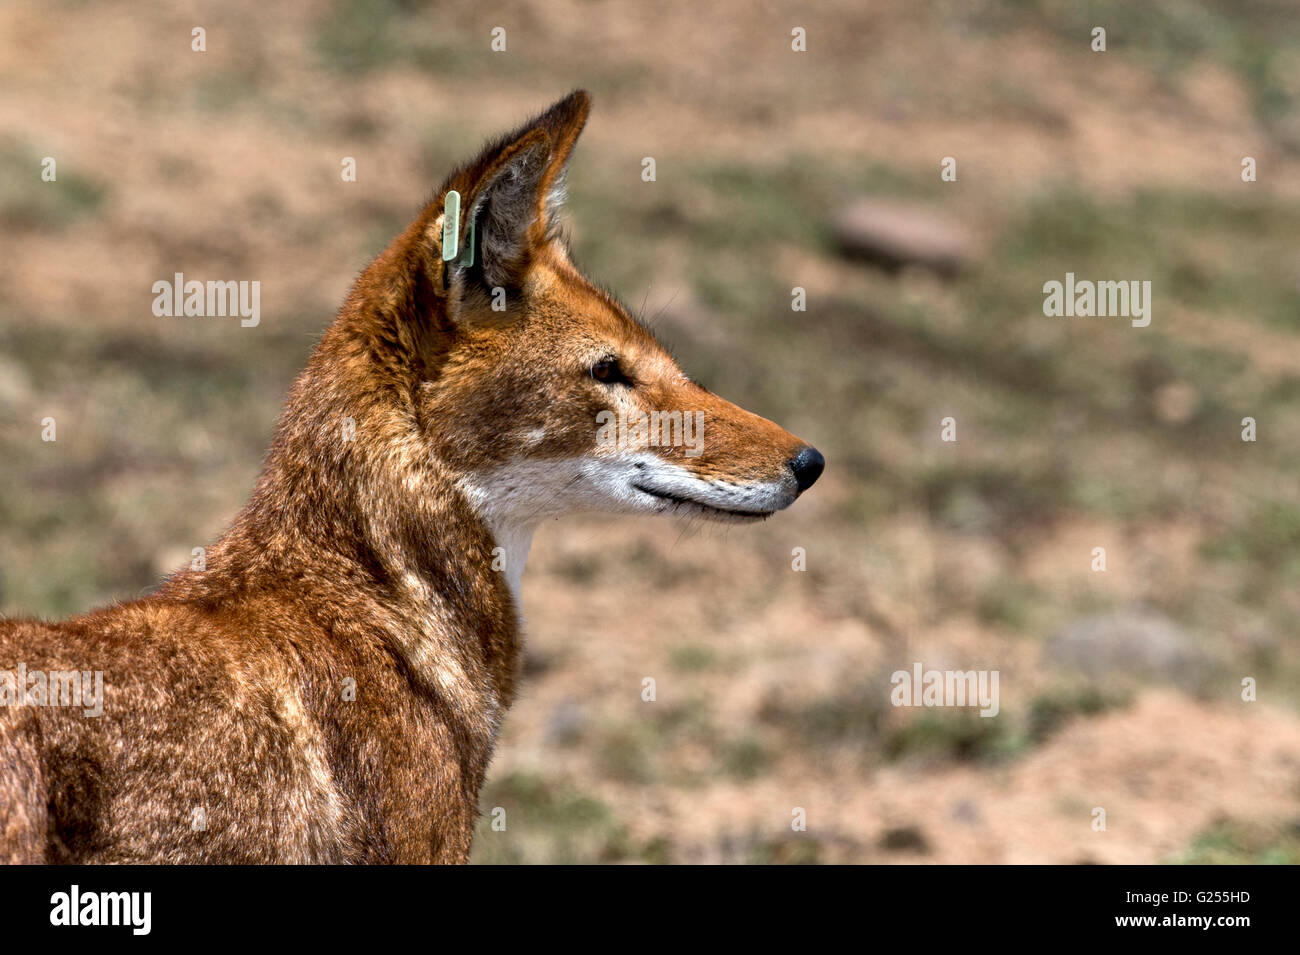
482;517;536;610
188;388;528;723
448;471;538;613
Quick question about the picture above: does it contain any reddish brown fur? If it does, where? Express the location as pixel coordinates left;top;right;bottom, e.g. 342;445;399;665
0;92;818;864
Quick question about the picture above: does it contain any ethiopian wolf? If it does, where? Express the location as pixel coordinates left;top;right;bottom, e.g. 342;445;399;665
0;91;823;863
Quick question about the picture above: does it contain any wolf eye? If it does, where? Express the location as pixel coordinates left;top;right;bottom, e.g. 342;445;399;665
590;357;631;386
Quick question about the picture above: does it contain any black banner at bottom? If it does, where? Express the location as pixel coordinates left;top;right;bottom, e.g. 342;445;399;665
0;863;1279;943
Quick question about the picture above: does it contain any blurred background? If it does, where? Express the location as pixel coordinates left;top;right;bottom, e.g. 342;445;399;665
2;0;1299;863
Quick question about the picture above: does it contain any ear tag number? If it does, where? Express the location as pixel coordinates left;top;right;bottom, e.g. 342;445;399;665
442;191;476;268
442;190;461;262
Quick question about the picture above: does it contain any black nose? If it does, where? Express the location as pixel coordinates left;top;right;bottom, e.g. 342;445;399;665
788;446;825;493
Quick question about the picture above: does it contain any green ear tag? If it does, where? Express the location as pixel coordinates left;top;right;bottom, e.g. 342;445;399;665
441;190;460;262
442;191;476;268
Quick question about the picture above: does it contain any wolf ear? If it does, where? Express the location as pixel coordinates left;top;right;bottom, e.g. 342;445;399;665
432;90;591;293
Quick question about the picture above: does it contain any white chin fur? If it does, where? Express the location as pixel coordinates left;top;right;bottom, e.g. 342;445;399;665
456;454;794;603
460;453;796;527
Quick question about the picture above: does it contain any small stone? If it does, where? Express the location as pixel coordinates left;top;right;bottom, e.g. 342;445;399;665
833;199;975;277
545;700;584;745
1045;609;1207;691
1154;382;1198;424
878;824;931;853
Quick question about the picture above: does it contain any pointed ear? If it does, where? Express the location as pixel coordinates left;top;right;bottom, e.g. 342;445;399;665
522;89;591;246
430;90;591;293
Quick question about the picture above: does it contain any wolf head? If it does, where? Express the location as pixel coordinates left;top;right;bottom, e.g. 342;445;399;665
269;91;822;578
415;91;822;525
